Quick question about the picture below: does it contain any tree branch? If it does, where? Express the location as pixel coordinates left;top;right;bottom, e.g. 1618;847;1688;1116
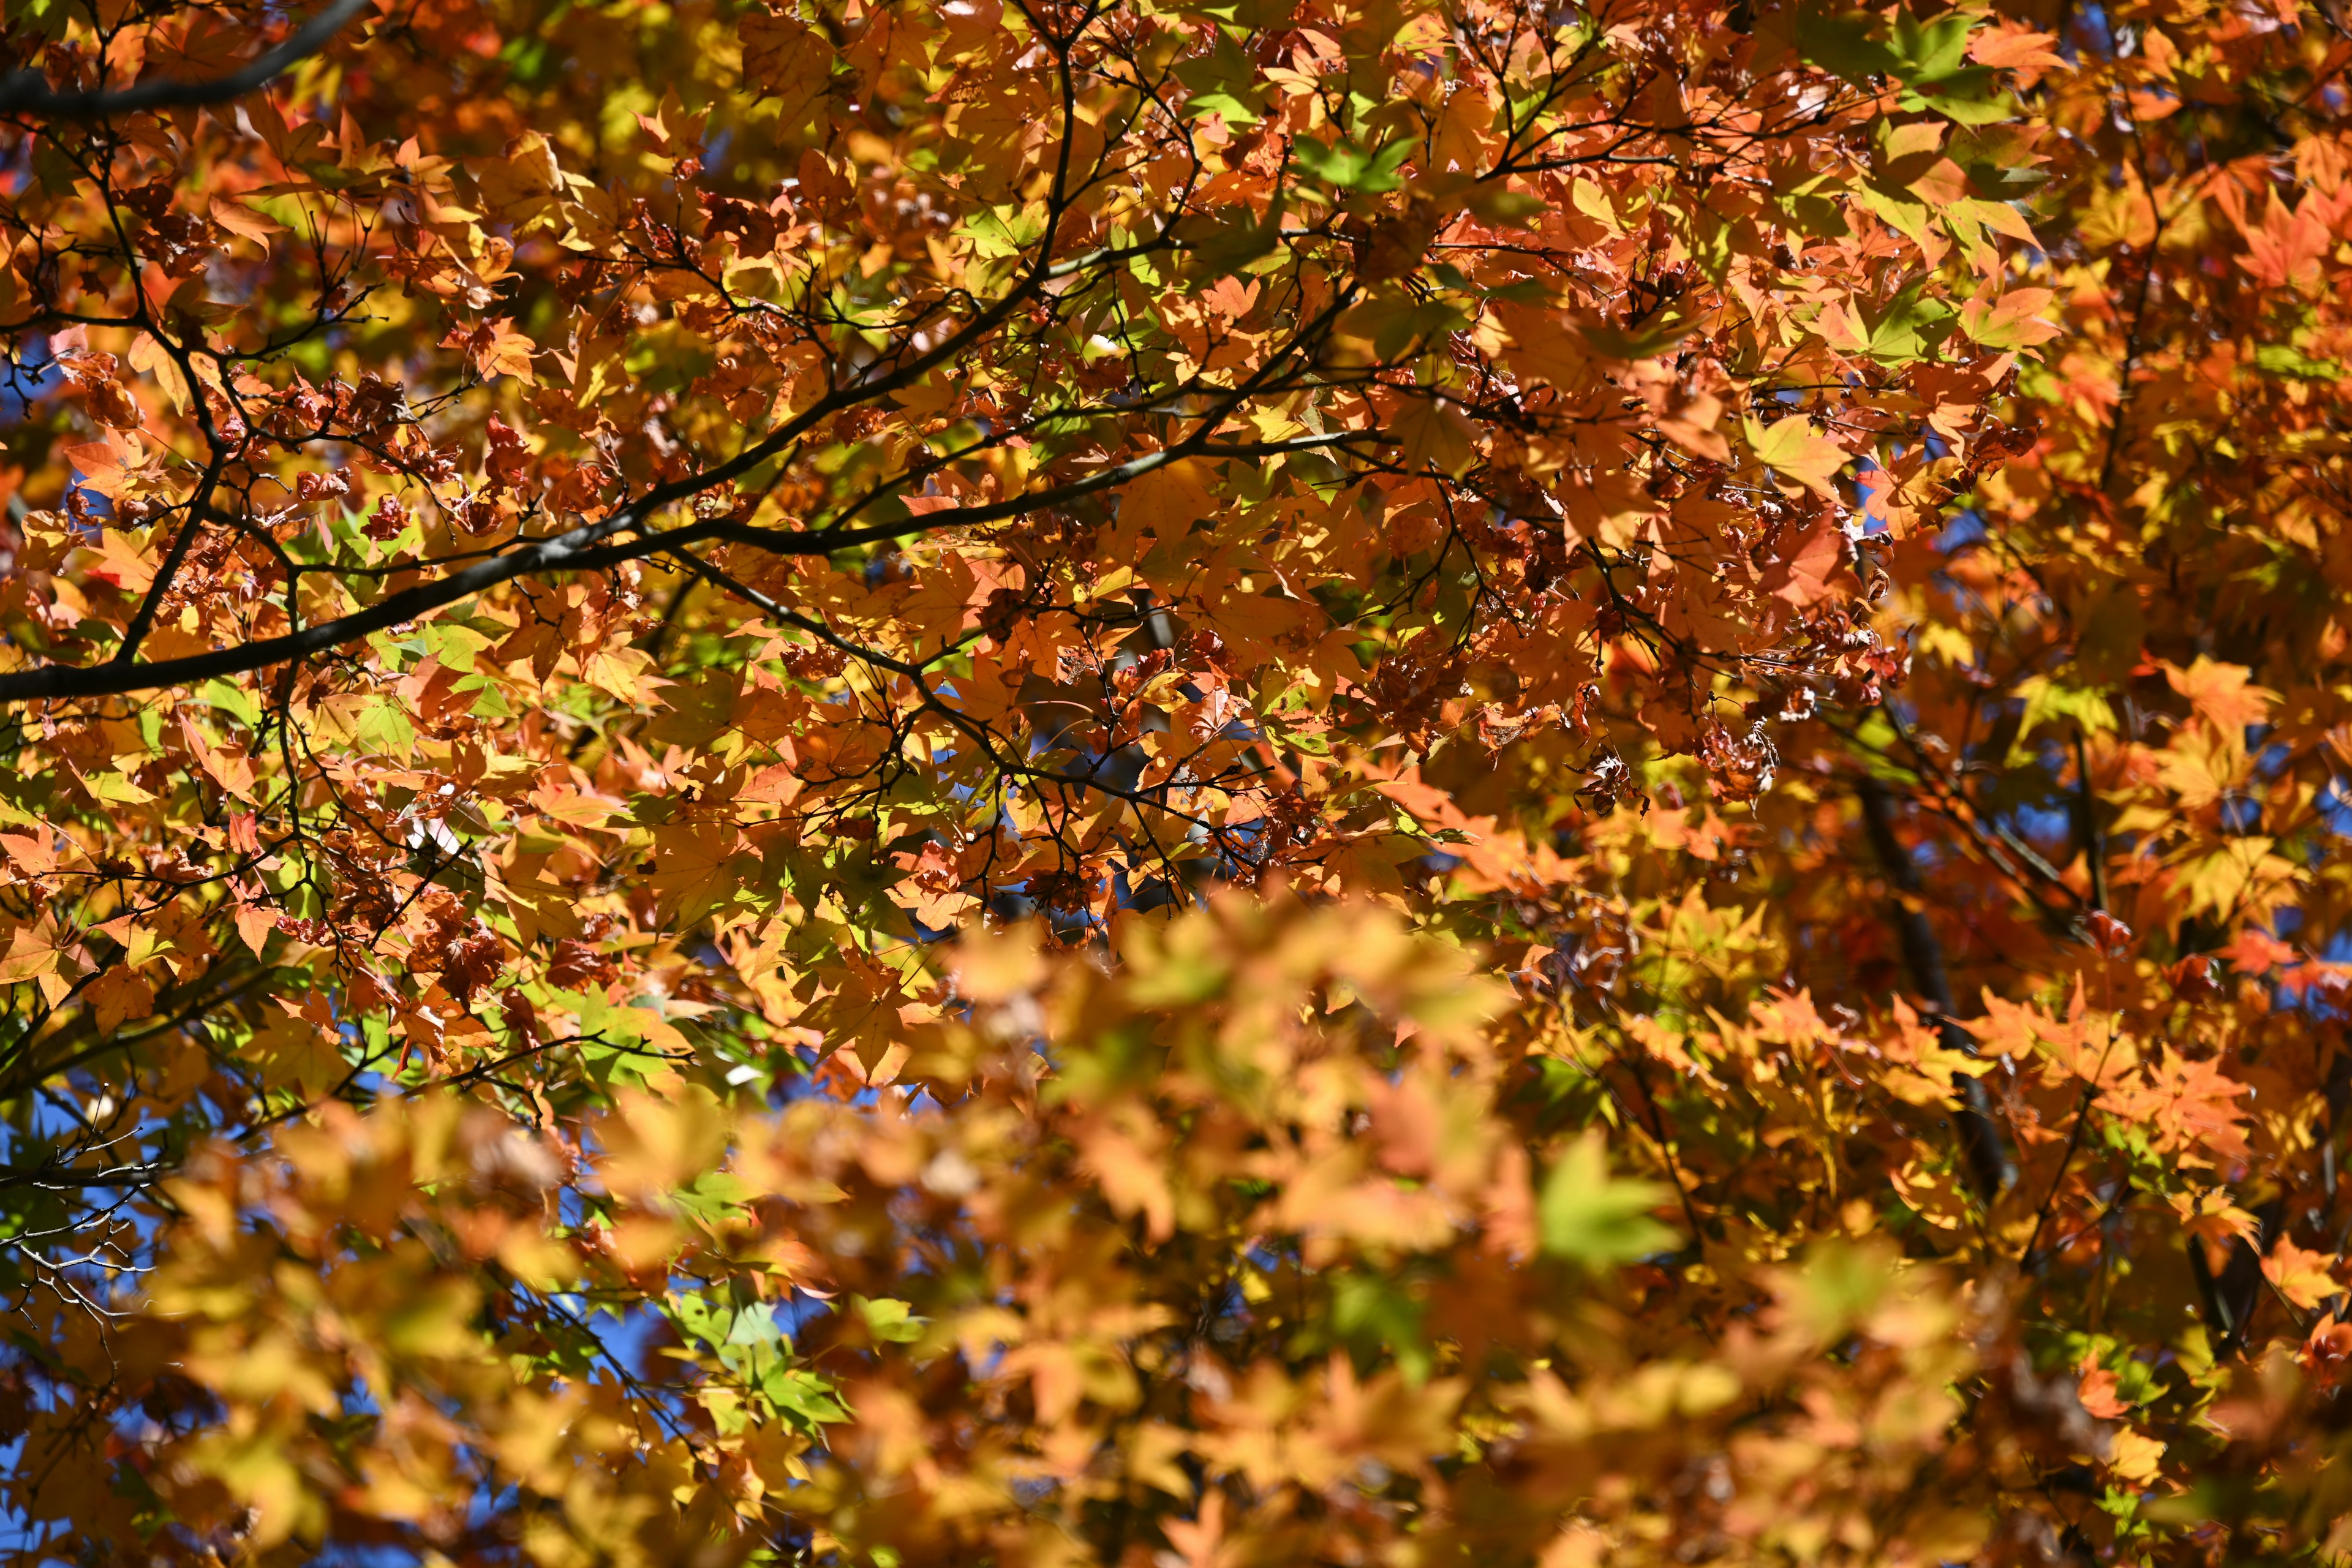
1856;774;2019;1203
0;413;1357;703
0;0;372;119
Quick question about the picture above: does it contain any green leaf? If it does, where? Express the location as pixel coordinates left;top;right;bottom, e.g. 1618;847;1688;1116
1172;30;1264;124
453;673;513;720
354;697;417;761
1786;1240;1896;1340
2009;674;2117;761
1328;1269;1433;1383
1537;1134;1676;1267
669;1289;733;1352
1905;81;2011;124
959;201;1048;260
1796;6;1900;82
2254;343;2344;380
197;679;261;728
1888;8;1978;83
423;620;493;665
82;771;156;805
765;1366;851;1434
1175;203;1286;279
1862;279;1958;364
1294;135;1412;193
1797;4;2011;123
725;1300;784;1348
854;1295;927;1343
1167;0;1297;23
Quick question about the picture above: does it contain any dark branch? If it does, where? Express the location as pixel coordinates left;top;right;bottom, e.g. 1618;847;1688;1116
0;412;1352;703
0;511;668;703
0;0;371;119
1856;774;2019;1203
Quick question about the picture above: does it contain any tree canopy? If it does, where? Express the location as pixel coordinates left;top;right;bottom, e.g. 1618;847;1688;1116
2;0;2351;1561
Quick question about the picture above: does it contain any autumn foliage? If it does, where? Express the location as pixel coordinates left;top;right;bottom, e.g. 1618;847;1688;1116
2;0;2351;1560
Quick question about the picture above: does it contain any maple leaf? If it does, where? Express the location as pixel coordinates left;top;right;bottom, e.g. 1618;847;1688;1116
1745;413;1849;497
1161;1488;1241;1568
2239;194;2333;293
2263;1237;2342;1311
2076;1355;2130;1420
1537;1134;1676;1266
1497;303;1597;388
1958;287;2063;350
2165;655;2276;733
59;430;151;505
738;9;837;126
1765;519;1849;605
7;2;2352;1562
1968;22;2070;88
2113;1048;2255;1164
1393;396;1482;477
1109;460;1215;557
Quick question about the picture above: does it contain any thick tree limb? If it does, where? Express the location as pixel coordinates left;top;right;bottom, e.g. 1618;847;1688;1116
0;0;372;119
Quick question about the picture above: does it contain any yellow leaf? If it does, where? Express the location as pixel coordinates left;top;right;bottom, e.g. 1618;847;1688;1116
2106;1427;2165;1483
1394;397;1480;477
2263;1237;2340;1310
1744;413;1849;498
739;9;835;125
602;1088;730;1197
1107;459;1213;559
